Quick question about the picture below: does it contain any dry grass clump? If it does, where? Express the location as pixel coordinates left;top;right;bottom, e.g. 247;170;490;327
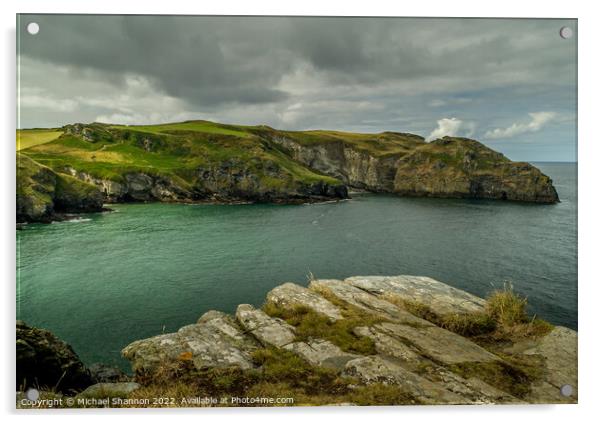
391;283;553;342
484;284;553;340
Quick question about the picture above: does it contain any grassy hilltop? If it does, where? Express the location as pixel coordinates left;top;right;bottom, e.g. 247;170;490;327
20;121;342;190
16;119;559;222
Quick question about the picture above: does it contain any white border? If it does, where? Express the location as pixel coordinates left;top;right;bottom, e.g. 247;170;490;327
2;1;600;422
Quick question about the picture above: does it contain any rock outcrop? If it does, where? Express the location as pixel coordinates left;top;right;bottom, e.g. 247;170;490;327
121;275;577;405
122;310;261;374
17;154;104;223
64;163;348;205
16;320;93;393
262;131;559;203
19;121;559;213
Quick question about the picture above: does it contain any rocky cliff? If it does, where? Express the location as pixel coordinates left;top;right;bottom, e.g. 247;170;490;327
257;129;559;203
16;321;93;393
16;320;130;396
120;275;577;405
17;154;104;223
17;121;560;223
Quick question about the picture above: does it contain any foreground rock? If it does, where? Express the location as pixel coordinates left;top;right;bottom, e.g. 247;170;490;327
16;321;93;394
122;310;260;374
121;275;577;405
88;363;130;383
235;304;296;348
345;275;486;315
77;382;140;398
505;326;578;403
266;282;343;321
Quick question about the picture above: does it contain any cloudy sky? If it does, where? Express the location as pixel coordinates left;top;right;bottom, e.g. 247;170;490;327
18;15;576;161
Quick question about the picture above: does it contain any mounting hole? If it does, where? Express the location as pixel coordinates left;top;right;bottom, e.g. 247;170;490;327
560;384;573;397
25;388;40;401
27;22;40;35
559;26;573;39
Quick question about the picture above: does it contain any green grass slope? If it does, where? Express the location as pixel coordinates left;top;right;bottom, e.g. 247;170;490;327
20;121;347;203
17;129;63;151
18;119;559;205
17;154;103;223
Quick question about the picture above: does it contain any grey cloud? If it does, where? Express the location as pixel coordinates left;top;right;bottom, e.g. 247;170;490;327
19;16;576;106
17;15;577;161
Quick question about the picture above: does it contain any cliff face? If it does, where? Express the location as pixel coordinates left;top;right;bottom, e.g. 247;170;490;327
64;162;347;204
21;123;348;210
263;132;559;203
121;275;577;405
16;154;104;223
18;120;560;220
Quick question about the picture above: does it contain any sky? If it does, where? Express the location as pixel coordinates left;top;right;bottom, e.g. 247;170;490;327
17;15;577;161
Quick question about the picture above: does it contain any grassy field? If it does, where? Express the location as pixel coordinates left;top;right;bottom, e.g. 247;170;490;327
20;122;343;188
19;120;516;188
16;129;63;151
110;121;250;138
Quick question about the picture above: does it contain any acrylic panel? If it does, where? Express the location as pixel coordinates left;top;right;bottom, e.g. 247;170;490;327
16;15;577;408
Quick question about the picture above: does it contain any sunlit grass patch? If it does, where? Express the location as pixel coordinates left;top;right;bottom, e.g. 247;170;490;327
17;129;63;151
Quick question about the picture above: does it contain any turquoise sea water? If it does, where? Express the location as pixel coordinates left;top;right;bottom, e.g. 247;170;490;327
16;162;577;370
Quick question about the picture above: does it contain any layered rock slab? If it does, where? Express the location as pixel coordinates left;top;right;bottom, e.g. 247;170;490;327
284;340;360;371
506;326;578;403
345;275;485;315
122;310;259;374
308;279;427;325
118;275;577;405
373;321;499;364
343;356;466;405
235;304;296;348
267;282;343;321
354;325;517;404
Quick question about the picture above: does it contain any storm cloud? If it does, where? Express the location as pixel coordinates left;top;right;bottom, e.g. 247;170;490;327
17;15;577;161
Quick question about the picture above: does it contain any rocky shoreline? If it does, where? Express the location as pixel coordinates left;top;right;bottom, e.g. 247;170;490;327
17;275;577;407
17;122;561;223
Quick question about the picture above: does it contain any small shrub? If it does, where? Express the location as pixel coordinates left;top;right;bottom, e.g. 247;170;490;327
486;283;528;327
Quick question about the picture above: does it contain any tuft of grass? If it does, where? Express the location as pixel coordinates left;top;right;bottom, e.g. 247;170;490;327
486;283;529;327
262;301;381;355
389;297;441;323
439;312;497;337
388;284;553;342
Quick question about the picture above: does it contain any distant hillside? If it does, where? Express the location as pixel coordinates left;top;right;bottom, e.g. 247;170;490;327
17;120;559;222
16;129;62;151
17;154;104;223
